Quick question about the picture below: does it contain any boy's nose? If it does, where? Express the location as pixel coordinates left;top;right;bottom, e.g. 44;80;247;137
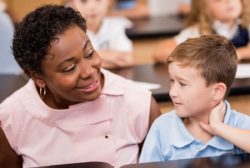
169;85;178;98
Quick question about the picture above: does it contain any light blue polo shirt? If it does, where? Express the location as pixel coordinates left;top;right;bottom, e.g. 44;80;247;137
139;101;250;163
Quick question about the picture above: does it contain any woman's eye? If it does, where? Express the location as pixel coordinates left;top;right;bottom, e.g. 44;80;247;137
63;64;76;72
84;50;94;58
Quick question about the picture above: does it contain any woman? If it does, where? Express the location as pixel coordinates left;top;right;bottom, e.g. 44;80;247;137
0;5;160;168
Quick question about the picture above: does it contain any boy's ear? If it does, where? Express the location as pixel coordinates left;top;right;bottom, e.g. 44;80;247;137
30;72;46;88
212;82;227;101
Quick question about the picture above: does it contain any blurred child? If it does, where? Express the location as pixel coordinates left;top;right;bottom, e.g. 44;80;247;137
110;0;190;19
154;0;250;63
140;35;250;162
147;0;190;17
0;0;21;74
66;0;134;69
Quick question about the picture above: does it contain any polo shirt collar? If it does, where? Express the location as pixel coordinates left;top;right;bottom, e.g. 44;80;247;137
170;113;195;148
170;101;234;150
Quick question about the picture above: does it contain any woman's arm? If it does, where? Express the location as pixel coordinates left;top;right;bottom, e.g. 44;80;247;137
148;96;161;128
0;127;22;168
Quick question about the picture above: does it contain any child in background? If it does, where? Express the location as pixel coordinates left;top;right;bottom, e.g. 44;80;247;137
154;0;250;63
110;0;190;19
0;5;161;167
0;0;21;74
140;35;250;162
110;0;149;19
66;0;134;69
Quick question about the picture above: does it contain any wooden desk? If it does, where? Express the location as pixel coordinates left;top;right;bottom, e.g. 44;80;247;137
126;16;184;39
123;154;250;168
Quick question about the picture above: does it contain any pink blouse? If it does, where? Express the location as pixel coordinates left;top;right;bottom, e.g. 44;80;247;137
0;69;151;168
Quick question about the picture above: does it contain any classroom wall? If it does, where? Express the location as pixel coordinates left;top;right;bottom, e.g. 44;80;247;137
5;0;63;22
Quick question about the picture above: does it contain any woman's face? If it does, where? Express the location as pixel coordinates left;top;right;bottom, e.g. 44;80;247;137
37;25;103;108
206;0;242;23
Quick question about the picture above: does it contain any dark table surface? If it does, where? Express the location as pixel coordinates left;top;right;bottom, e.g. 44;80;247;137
38;162;113;168
35;153;250;168
126;16;184;39
122;153;250;168
1;64;250;103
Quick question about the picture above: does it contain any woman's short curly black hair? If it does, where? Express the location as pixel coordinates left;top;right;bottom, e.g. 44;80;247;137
13;5;87;76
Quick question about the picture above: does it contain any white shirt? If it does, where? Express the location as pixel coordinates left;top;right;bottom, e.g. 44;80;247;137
174;20;250;45
148;0;191;16
87;17;133;52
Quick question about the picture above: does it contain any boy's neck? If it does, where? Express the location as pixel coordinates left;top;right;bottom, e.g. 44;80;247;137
184;113;213;144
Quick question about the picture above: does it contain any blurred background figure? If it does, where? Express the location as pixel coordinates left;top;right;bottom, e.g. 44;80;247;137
153;0;250;63
109;0;191;19
66;0;134;69
147;0;190;17
0;0;21;74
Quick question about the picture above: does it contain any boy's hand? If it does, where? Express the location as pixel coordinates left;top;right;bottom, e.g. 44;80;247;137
200;101;226;135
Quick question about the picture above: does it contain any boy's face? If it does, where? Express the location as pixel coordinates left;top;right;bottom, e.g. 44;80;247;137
206;0;242;23
71;0;110;28
37;25;103;107
168;62;216;118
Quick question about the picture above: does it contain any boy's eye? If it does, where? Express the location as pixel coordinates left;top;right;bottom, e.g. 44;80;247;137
180;82;186;86
80;0;87;3
63;64;76;72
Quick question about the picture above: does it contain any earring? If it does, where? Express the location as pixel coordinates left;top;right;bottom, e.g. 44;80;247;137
39;86;47;99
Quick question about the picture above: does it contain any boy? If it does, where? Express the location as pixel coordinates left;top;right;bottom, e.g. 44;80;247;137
66;0;134;69
140;35;250;162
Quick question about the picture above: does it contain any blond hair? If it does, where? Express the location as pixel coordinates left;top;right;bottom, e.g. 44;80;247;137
186;0;250;34
167;35;237;98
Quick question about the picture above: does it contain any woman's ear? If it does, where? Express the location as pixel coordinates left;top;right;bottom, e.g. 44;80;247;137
212;82;227;101
30;72;46;88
